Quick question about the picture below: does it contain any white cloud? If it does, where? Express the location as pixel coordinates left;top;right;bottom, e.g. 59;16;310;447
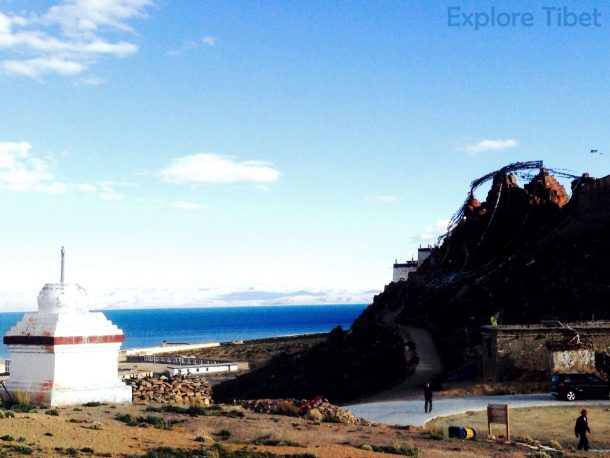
0;141;67;193
366;195;398;203
0;141;130;200
0;0;151;79
167;35;216;57
44;0;151;36
202;35;216;47
417;219;450;244
78;75;105;85
165;200;205;210
459;138;519;155
96;181;127;200
2;57;85;78
161;153;281;185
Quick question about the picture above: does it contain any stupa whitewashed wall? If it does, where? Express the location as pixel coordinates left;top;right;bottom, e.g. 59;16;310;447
3;249;132;406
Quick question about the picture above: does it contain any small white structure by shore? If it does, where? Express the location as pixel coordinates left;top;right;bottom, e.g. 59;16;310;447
3;248;132;406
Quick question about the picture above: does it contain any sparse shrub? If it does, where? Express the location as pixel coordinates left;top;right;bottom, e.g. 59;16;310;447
81;402;104;407
548;439;562;450
89;421;103;430
361;444;373;451
115;413;177;430
194;434;214;445
3;410;14;418
364;443;421;457
122;443;315;458
66;447;78;456
426;424;446;440
13;391;30;406
73;408;82;412
322;413;342;424
145;404;229;418
8;445;33;455
306;408;323;422
115;413;138;426
531;452;551;458
17;437;26;443
276;400;300;417
44;432;53;437
0;411;5;419
45;408;60;416
213;429;231;441
9;391;35;413
80;447;94;454
251;435;303;447
0;435;14;441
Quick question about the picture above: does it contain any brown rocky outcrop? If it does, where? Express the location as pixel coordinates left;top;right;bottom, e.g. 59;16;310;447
525;168;570;207
241;398;372;425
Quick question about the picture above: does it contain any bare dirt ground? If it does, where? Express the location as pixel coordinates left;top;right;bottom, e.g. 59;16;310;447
0;402;532;457
176;334;327;369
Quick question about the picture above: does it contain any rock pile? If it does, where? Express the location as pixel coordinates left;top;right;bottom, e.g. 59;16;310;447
126;375;212;405
240;398;372;426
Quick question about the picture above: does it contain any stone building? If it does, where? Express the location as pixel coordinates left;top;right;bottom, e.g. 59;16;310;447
392;246;434;282
392;259;417;282
480;321;610;381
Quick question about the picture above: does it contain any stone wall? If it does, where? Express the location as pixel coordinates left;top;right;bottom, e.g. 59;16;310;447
126;375;212;405
481;322;610;381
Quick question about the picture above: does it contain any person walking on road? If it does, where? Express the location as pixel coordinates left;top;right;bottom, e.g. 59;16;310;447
575;408;591;451
424;381;433;413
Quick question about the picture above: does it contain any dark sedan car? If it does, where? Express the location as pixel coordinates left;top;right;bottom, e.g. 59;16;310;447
551;372;610;401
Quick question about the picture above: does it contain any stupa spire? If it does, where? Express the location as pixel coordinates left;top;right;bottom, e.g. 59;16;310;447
60;246;65;284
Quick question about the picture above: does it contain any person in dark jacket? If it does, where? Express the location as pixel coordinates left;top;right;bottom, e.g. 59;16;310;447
424;382;433;413
575;408;591;451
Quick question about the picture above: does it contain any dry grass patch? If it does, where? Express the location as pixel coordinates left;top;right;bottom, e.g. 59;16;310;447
428;404;610;449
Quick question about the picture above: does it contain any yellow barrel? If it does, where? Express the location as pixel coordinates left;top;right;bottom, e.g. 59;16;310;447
464;427;476;440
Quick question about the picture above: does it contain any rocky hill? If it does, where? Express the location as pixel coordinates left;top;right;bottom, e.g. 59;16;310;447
215;163;610;402
363;164;610;371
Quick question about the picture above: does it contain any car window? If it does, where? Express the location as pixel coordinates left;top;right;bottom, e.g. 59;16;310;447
588;375;604;383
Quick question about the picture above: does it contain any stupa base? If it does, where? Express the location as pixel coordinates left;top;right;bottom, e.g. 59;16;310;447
4;380;133;406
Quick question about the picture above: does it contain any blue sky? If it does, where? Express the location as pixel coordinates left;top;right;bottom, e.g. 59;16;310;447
0;0;608;310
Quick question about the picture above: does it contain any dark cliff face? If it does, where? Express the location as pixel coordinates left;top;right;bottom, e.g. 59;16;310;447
362;169;610;370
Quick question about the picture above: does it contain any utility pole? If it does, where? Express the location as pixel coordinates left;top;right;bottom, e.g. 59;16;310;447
591;149;602;178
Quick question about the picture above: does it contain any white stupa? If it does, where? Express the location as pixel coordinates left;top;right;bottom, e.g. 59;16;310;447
3;248;132;406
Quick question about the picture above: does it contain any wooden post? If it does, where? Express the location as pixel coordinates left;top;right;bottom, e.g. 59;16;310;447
506;405;510;441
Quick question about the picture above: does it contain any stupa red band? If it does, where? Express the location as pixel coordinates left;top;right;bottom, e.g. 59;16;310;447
3;334;125;345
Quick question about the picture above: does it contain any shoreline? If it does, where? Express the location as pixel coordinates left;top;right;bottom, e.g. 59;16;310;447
122;331;329;357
